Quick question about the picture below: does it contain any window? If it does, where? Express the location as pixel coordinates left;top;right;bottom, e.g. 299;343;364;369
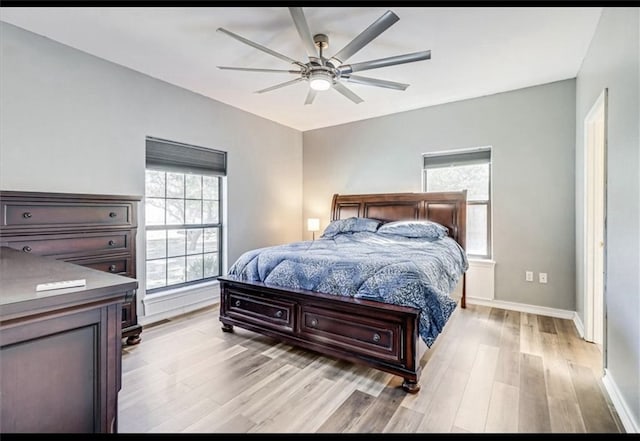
423;148;492;259
145;137;226;293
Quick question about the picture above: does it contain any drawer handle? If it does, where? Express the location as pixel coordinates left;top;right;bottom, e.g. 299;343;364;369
234;300;241;307
22;245;32;253
109;212;117;218
275;310;283;318
109;264;117;272
310;318;318;327
372;333;381;343
108;240;116;246
22;212;32;219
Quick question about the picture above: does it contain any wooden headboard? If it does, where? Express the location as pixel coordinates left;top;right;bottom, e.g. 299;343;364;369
331;191;467;251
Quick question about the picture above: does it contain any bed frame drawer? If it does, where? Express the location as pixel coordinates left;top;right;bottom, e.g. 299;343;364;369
225;289;294;332
299;305;401;362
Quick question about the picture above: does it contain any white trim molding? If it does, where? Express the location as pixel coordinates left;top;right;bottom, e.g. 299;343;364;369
582;88;608;344
573;311;585;339
140;280;220;326
603;369;639;433
466;297;575;320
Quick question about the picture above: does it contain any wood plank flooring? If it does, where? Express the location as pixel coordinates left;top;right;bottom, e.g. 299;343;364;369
118;303;624;433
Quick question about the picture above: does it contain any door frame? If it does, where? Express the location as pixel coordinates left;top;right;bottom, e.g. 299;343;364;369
582;88;608;363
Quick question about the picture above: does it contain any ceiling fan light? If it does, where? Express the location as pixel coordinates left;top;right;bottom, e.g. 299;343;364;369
309;71;332;91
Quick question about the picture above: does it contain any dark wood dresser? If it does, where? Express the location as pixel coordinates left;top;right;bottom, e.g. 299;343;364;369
0;247;137;432
0;191;142;344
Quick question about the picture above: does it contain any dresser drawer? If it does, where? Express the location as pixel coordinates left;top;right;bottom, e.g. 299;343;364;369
2;201;133;230
2;231;132;260
69;256;133;277
300;305;401;362
225;289;294;332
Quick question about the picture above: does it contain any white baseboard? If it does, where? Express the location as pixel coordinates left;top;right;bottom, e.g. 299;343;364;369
603;369;639;433
572;311;585;338
465;297;575;320
139;281;220;326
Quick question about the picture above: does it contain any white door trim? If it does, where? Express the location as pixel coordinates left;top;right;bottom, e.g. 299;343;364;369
582;89;608;355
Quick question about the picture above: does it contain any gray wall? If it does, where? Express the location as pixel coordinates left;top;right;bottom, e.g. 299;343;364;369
575;8;639;427
304;80;577;310
0;22;303;299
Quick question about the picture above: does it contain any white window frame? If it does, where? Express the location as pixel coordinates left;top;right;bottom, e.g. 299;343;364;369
422;147;492;259
145;170;222;294
144;137;226;295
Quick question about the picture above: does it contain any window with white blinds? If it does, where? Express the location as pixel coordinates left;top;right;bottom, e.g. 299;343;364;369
144;137;226;293
423;148;492;258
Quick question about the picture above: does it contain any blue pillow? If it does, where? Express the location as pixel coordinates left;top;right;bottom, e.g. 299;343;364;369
321;217;381;238
377;220;448;239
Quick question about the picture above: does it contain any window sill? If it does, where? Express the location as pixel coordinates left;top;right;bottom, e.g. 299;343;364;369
468;258;495;265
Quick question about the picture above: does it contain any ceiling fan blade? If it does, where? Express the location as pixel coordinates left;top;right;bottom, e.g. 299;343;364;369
255;77;304;94
344;75;409;91
339;50;431;75
289;7;318;59
218;66;301;74
329;10;399;66
217;28;300;65
332;81;364;104
304;88;317;105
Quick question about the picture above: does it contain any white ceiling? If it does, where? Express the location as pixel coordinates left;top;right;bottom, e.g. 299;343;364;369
0;7;602;131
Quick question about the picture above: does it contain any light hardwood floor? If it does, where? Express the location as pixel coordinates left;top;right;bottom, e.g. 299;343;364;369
118;303;624;433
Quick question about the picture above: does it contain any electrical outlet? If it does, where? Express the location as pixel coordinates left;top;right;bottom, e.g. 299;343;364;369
539;272;548;284
525;271;533;282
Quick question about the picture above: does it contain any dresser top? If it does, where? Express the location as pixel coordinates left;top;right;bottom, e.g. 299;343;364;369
0;190;142;202
0;247;138;321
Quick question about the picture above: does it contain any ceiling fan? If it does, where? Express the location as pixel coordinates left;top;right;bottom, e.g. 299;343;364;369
216;8;431;105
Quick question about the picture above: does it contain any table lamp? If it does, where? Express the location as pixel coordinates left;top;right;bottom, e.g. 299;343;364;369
307;218;320;240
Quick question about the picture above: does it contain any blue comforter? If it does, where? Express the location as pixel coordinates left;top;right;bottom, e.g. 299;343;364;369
227;231;468;347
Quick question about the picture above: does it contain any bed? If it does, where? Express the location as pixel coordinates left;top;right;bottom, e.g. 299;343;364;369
218;191;467;393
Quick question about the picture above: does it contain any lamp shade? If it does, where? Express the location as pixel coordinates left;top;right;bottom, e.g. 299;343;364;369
307;218;320;232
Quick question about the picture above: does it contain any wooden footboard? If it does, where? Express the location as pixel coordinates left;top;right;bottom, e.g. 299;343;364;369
218;190;468;393
218;276;423;393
